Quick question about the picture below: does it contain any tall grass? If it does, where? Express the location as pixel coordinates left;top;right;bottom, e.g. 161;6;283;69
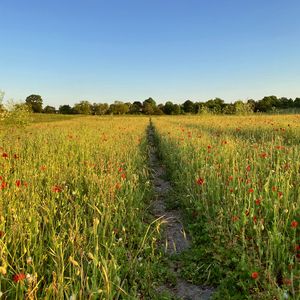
152;115;300;299
0;116;160;299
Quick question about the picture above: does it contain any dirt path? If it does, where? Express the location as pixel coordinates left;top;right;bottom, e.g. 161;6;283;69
148;124;215;300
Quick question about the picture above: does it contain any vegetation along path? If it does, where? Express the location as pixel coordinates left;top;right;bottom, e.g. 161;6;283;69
148;120;215;300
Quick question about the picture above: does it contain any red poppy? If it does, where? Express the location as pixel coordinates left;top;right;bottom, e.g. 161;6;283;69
291;220;298;228
253;216;257;223
0;181;7;190
13;273;26;282
196;178;204;185
283;278;292;286
251;272;259;279
295;245;300;251
121;173;126;180
260;152;267;158
246;165;251;172
2;153;8;158
255;198;261;205
52;185;62;193
15;180;21;188
232;215;239;222
278;191;283;198
248;188;254;193
40;165;46;171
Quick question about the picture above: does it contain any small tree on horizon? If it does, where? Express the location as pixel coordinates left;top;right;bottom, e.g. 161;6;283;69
25;94;43;113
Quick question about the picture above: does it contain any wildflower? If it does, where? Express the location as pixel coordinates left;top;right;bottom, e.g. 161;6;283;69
295;245;300;251
0;182;7;190
196;177;204;185
251;272;259;279
283;278;292;286
255;198;261;205
248;188;254;193
15;180;21;188
291;220;298;228
253;216;257;223
232;215;239;222
40;165;46;171
13;273;26;282
246;165;251;172
260;152;267;158
121;173;126;179
2;153;8;158
278;191;283;198
52;185;62;193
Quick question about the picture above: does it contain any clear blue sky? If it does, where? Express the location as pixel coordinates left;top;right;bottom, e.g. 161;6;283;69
1;0;300;107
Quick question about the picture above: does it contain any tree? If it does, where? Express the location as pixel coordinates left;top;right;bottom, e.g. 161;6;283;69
256;96;278;112
130;101;143;114
182;100;194;113
294;98;300;108
142;98;157;115
163;101;174;115
25;94;43;113
43;106;56;114
205;98;225;114
92;103;109;115
109;101;129;114
59;105;73;114
234;100;253;115
0;90;5;113
73;101;92;115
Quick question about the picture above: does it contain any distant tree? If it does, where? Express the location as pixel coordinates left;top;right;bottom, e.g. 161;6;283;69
163;101;174;115
73;101;92;114
256;96;278;112
173;104;181;115
130;101;143;114
153;106;164;115
25;94;43;113
294;98;300;108
59;105;73;114
0;90;5;113
109;101;129;114
182;100;194;113
43;105;56;114
92;103;109;115
278;97;294;109
142;98;157;115
247;99;257;112
205;98;225;114
223;103;236;114
234;100;253;115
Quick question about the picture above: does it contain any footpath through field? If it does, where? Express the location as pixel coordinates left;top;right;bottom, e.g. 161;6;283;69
148;119;215;300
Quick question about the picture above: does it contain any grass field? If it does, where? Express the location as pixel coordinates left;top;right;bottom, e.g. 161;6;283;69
152;115;300;299
0;114;299;299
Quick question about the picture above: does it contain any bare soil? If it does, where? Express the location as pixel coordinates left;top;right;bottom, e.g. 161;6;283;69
148;125;215;300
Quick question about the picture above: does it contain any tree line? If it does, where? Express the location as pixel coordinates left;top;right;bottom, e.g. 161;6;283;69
3;94;300;115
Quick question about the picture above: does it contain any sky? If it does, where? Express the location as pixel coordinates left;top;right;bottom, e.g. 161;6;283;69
1;0;300;107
